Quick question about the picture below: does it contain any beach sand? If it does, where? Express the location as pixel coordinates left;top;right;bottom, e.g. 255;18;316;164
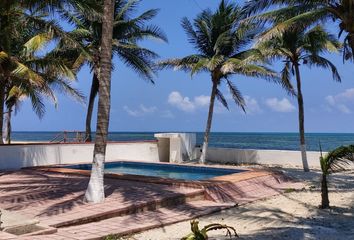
132;167;354;240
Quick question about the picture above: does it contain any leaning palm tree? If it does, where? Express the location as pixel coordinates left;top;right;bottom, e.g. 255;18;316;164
0;0;86;143
4;72;83;144
257;25;342;172
160;0;282;164
319;145;354;209
244;0;354;61
61;0;166;141
4;86;43;144
84;0;115;203
0;11;83;144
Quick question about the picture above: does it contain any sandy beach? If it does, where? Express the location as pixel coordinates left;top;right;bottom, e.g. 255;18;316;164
132;167;354;240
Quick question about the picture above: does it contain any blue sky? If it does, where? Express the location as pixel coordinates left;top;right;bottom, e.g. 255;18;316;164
12;0;354;133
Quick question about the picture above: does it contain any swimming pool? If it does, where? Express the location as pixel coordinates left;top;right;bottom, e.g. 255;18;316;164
64;161;245;180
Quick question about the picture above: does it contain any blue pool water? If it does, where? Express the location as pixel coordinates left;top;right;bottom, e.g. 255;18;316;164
65;161;244;180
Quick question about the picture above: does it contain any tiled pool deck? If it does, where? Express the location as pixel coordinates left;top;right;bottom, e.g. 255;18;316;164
0;165;303;239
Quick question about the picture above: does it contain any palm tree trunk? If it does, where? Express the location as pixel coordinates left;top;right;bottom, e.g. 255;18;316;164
84;0;115;203
85;73;99;142
200;81;218;164
0;82;5;145
320;173;330;209
4;106;12;144
349;33;354;60
294;63;310;172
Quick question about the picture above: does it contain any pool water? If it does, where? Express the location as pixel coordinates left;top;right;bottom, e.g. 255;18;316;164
65;161;244;180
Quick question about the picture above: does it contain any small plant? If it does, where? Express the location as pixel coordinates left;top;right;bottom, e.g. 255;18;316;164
284;188;296;193
104;235;134;240
181;219;238;240
319;145;354;209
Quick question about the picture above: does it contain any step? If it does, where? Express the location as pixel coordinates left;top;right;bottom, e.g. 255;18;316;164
44;188;206;228
20;200;234;240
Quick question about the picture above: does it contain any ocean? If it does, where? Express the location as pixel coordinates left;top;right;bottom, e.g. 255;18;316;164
10;132;354;151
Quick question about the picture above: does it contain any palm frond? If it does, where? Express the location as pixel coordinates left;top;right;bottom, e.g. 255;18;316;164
215;89;229;110
322;145;354;174
281;61;295;95
23;32;53;54
49;78;85;104
11;62;45;86
158;55;204;72
115;44;158;82
305;55;341;82
226;79;246;112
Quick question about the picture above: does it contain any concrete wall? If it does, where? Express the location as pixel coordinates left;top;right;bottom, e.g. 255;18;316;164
195;147;323;168
154;133;196;163
0;135;326;170
0;141;159;170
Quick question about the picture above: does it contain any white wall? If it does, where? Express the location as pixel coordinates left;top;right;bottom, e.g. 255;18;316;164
0;142;159;170
0;140;326;171
195;147;323;168
154;133;196;163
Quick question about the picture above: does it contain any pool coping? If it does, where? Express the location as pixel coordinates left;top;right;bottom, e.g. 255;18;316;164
27;160;286;189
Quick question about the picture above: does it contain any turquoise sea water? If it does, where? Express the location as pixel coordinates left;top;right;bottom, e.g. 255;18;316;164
11;131;354;151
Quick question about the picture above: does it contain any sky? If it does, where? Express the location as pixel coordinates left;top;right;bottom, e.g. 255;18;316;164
11;0;354;133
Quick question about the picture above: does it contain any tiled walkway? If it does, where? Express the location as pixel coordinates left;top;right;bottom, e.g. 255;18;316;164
12;201;231;240
0;170;201;227
0;168;303;239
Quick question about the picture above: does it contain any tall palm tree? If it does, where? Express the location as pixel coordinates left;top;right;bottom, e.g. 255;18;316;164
319;145;354;209
257;25;342;172
84;0;115;203
244;0;354;61
62;0;166;141
160;0;282;164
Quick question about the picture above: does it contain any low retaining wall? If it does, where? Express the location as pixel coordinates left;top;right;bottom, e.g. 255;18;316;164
0;141;159;170
195;147;323;168
0;137;325;170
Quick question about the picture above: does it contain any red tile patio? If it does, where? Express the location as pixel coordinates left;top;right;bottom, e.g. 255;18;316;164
0;167;303;239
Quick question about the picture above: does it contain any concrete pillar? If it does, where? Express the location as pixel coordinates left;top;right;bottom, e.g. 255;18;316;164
154;133;196;163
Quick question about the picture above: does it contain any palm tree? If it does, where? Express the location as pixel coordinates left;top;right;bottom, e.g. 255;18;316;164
319;145;354;209
4;86;43;144
257;25;342;172
244;0;354;61
4;69;84;144
62;0;166;141
160;0;282;164
0;0;86;143
84;0;115;203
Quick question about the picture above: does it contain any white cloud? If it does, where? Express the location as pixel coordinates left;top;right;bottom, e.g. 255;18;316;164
244;96;262;114
194;95;210;107
168;91;210;112
325;95;336;106
265;97;296;113
123;104;157;117
326;88;354;114
337;104;351;114
161;110;174;119
168;92;195;112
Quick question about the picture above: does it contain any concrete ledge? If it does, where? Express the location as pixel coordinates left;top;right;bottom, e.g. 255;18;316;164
0;141;159;170
195;147;324;168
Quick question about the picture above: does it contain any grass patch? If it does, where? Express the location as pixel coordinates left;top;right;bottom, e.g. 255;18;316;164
284;188;296;193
